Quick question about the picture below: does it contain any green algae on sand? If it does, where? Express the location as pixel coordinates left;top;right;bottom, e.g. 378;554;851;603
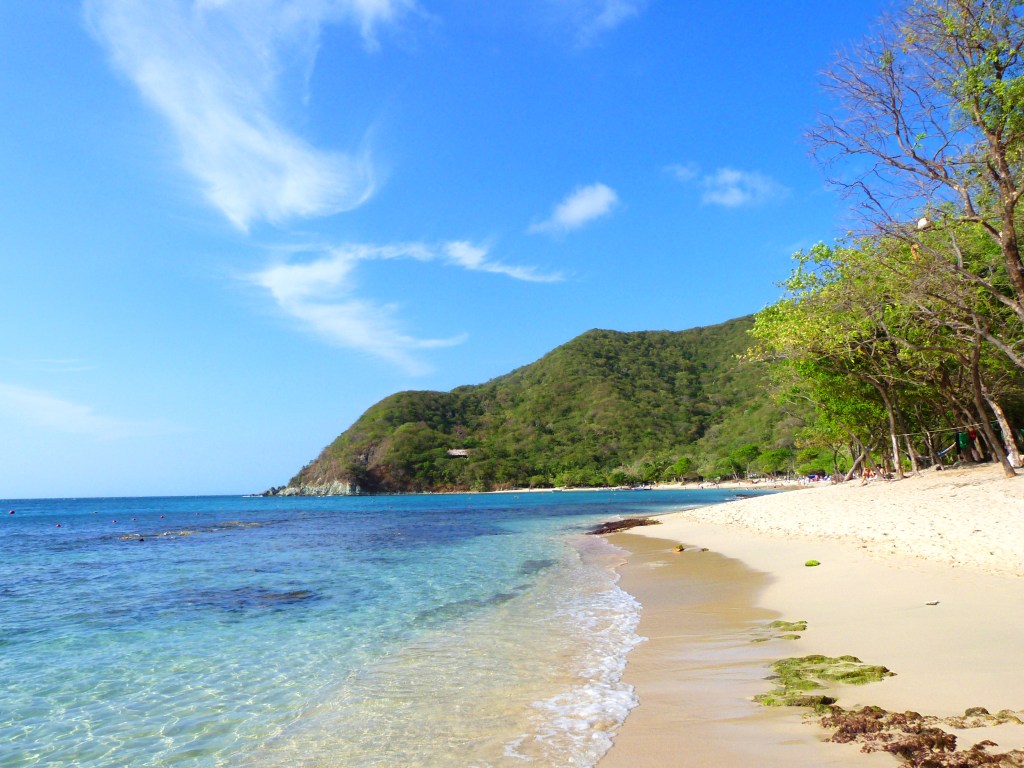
751;619;807;643
754;654;894;710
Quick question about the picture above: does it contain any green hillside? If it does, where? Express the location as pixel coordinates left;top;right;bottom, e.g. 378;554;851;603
276;316;809;494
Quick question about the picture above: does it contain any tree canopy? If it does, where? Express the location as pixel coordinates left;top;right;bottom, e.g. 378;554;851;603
742;1;1024;480
281;318;811;494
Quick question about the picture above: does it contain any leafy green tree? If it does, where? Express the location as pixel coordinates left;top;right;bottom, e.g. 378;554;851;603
729;443;761;478
669;456;694;480
711;456;739;480
756;448;793;476
795;448;833;477
752;236;1023;478
811;0;1024;316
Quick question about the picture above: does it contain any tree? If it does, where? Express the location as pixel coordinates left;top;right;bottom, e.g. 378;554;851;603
757;447;794;476
729;443;762;478
811;0;1024;318
752;238;1023;478
669;456;694;479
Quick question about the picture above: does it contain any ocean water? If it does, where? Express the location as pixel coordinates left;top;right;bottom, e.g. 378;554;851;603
0;489;752;767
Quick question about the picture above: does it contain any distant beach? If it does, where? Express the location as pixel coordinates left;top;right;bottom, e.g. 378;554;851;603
600;463;1024;766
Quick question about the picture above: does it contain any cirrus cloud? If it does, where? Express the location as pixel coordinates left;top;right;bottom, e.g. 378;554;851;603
549;0;647;45
84;0;413;230
667;163;789;208
700;168;789;207
529;182;619;235
250;241;560;373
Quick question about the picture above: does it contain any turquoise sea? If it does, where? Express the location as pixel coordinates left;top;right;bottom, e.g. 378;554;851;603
1;490;750;767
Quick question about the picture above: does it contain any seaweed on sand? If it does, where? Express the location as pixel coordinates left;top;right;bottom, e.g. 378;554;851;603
753;654;894;710
751;619;808;643
755;649;1024;766
819;706;1024;767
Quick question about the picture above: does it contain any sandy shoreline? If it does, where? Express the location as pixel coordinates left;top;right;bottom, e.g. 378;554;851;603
599;464;1024;766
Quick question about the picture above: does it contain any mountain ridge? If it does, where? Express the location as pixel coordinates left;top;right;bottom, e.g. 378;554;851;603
269;315;807;495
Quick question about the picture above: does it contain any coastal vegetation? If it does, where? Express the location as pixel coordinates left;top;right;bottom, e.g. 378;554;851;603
282;317;814;494
279;0;1024;495
749;0;1024;481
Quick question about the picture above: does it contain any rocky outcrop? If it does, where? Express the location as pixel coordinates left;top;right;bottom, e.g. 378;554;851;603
587;517;662;535
262;480;362;496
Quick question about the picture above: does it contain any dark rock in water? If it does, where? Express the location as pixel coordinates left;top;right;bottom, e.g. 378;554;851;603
186;586;320;612
518;558;557;575
256;589;316;603
416;589;522;624
587;518;661;535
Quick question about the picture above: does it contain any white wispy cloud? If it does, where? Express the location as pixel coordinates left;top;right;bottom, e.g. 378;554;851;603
667;163;789;208
250;242;560;373
551;0;646;44
84;0;412;230
529;182;619;235
443;241;562;282
0;383;170;440
585;0;645;36
665;162;698;183
700;168;788;207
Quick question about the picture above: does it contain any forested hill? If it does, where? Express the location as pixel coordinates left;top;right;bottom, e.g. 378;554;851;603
273;316;808;494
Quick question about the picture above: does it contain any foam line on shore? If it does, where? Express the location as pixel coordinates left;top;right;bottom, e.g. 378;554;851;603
599;464;1024;766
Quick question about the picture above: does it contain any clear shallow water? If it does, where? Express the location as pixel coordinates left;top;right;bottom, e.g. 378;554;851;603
0;490;752;767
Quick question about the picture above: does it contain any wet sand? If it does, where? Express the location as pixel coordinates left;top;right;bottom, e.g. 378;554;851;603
600;465;1024;766
600;534;891;767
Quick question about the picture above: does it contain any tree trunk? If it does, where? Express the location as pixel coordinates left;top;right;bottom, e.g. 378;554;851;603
869;444;883;481
844;450;866;482
902;435;921;474
967;344;1016;477
874;382;905;479
890;396;919;475
999;199;1024;316
983;389;1023;468
923;430;939;466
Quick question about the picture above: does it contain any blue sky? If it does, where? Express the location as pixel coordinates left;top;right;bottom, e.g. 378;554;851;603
1;0;889;498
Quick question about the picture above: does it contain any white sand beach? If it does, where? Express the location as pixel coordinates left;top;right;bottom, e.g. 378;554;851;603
600;464;1024;767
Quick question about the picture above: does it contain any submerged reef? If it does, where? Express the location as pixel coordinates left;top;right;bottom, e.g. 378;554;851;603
118;520;264;541
183;586;320;612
